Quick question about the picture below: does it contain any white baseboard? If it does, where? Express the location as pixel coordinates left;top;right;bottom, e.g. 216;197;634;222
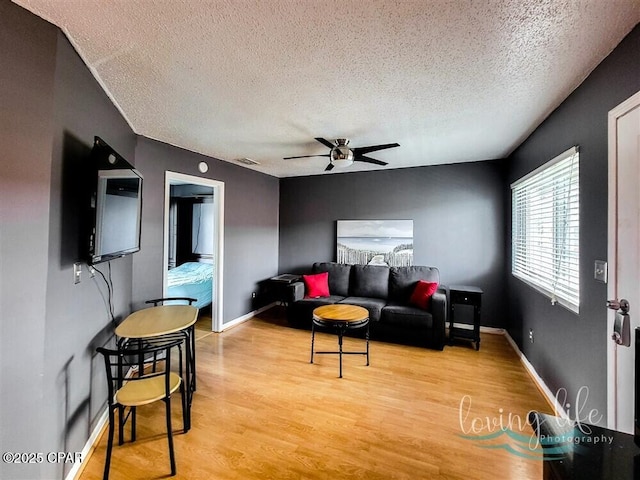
66;409;108;480
452;323;567;418
502;330;569;419
449;322;505;335
220;302;277;331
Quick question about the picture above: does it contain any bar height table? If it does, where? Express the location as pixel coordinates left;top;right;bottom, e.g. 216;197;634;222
115;304;199;427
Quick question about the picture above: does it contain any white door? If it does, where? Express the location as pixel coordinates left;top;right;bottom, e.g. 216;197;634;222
607;90;640;433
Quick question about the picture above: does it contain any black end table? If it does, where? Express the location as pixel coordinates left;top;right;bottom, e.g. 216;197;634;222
267;274;300;305
448;285;482;350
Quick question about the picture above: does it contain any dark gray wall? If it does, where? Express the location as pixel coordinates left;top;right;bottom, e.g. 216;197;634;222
0;6;278;478
506;25;640;424
0;3;137;479
0;3;57;479
43;31;137;480
279;161;507;327
132;138;279;323
0;5;279;475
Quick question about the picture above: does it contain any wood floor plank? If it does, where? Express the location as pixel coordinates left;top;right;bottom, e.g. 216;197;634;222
78;307;552;479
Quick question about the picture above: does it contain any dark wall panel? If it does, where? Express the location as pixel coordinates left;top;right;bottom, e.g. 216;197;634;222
40;31;138;480
0;4;138;479
132;138;279;323
506;25;640;423
279;161;506;327
0;3;57;479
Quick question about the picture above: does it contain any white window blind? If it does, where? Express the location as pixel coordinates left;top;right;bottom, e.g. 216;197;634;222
511;146;579;313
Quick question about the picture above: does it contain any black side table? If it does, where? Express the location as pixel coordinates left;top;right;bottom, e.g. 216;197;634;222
448;285;482;350
267;274;300;305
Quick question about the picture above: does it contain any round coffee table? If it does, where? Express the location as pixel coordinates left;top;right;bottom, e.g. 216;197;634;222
311;304;370;378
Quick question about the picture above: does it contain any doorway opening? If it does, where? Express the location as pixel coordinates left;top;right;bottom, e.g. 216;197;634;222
163;171;224;332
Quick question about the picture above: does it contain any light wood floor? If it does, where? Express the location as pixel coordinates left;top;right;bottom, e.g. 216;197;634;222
79;307;552;480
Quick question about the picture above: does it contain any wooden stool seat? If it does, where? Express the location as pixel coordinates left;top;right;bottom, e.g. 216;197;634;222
116;373;182;407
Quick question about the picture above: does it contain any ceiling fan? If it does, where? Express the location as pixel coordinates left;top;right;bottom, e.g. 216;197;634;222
283;138;400;171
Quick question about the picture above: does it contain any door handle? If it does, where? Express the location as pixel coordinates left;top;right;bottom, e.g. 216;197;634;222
607;298;630;314
607;299;631;346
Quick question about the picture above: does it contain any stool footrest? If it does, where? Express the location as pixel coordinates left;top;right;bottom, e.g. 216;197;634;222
314;351;368;355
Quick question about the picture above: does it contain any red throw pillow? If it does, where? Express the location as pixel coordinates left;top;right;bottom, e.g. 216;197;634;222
409;280;439;310
303;272;330;298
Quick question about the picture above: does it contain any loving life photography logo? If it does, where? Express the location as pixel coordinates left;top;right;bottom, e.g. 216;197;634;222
457;386;614;460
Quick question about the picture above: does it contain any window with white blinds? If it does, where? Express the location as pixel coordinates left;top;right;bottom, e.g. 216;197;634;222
511;146;579;313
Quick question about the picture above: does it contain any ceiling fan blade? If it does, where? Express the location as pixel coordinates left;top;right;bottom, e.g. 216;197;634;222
283;154;331;160
353;143;400;156
354;155;388;166
314;137;335;149
325;163;335;171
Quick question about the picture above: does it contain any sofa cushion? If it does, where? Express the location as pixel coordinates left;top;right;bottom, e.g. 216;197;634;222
409;280;439;309
389;266;440;303
339;297;387;322
381;303;434;329
288;295;347;326
350;265;389;299
303;272;330;298
313;262;352;297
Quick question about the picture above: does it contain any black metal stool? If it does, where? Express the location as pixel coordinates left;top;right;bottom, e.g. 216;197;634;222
310;304;370;378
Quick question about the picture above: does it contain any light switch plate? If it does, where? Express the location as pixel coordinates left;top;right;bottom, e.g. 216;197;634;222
594;260;607;283
73;262;82;284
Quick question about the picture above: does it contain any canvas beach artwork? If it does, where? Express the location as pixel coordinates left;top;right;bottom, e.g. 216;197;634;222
337;220;413;267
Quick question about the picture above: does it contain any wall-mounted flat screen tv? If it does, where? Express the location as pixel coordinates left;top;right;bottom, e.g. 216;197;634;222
87;137;143;264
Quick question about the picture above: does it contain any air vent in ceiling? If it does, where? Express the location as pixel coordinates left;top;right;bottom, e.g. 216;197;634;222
236;157;260;166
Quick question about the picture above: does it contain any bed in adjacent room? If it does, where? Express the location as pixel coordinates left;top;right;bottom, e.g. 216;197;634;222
167;261;213;308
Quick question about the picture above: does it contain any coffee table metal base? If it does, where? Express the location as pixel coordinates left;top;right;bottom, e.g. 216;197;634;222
310;318;370;378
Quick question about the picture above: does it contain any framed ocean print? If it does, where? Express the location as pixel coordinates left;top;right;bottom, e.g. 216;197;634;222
336;220;413;267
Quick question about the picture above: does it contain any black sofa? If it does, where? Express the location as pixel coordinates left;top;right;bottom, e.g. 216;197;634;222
286;262;447;350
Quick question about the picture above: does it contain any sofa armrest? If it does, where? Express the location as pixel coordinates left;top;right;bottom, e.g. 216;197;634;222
430;287;448;350
287;281;305;303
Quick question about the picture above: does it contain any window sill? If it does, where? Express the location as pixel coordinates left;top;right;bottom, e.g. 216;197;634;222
512;273;579;315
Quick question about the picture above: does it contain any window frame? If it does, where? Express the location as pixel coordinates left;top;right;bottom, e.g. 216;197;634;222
511;146;580;313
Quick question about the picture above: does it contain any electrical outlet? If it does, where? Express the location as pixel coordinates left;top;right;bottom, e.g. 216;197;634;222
88;265;96;278
251;292;257;299
73;263;82;284
529;328;534;343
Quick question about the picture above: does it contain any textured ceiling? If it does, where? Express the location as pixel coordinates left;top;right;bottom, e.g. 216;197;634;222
13;0;640;177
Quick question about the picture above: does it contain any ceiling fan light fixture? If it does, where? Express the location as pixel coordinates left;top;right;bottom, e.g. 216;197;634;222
284;137;398;171
330;141;354;168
